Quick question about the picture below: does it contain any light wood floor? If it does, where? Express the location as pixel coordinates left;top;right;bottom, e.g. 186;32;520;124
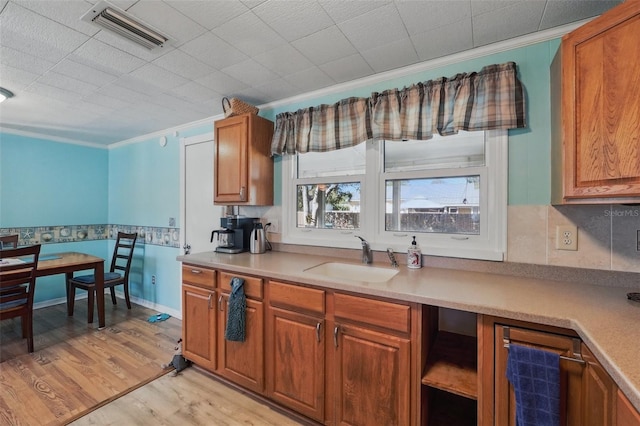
1;299;302;426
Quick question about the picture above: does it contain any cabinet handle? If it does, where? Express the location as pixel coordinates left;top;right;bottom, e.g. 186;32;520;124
316;322;322;343
207;293;212;309
333;326;339;348
218;295;224;311
240;186;246;200
191;269;202;274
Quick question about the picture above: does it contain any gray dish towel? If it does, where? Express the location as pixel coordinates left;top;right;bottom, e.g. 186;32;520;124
506;344;560;426
224;277;246;342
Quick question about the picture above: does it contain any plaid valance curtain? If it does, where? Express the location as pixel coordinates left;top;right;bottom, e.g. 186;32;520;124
271;62;525;155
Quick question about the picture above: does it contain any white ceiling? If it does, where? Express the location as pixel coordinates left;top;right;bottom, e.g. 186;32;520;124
0;0;621;146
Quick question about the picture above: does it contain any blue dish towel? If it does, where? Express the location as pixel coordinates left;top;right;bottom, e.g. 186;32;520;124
225;277;246;342
506;344;560;426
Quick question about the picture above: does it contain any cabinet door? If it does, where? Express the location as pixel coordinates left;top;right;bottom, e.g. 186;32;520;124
214;115;248;203
558;0;640;201
182;284;216;371
267;306;325;422
333;323;411;426
494;325;584;426
617;389;640;426
582;343;616;426
217;293;265;394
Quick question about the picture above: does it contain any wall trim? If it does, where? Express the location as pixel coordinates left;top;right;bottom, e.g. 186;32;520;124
34;292;182;320
0;127;108;149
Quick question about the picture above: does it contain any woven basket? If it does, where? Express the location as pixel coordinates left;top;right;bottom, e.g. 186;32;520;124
222;97;259;118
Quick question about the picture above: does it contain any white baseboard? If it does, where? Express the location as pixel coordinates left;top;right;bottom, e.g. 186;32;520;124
34;292;182;320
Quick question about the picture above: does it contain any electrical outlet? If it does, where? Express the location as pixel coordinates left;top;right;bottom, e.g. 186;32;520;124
269;218;281;234
151;275;156;285
555;225;578;251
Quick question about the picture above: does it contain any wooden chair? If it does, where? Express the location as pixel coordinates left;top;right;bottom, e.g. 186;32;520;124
0;244;41;352
67;232;138;323
0;234;19;249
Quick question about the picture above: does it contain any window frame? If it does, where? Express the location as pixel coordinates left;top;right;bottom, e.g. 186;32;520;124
281;130;508;261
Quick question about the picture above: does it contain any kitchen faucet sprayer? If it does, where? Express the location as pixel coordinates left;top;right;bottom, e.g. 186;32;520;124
355;236;373;264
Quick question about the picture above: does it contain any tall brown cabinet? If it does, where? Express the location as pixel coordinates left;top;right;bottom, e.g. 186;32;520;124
551;0;640;204
213;113;273;206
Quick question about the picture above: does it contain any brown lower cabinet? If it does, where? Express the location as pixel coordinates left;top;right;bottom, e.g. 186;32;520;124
182;265;217;371
266;280;418;426
181;264;640;426
479;316;640;426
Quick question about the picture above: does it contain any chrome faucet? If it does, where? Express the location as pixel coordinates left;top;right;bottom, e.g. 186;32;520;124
386;248;399;268
355;236;373;264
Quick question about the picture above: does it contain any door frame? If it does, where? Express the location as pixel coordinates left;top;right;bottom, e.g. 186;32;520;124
179;131;215;257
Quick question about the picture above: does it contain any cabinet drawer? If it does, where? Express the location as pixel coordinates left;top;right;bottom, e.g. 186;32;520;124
219;271;263;299
182;265;215;289
334;293;410;334
269;280;325;315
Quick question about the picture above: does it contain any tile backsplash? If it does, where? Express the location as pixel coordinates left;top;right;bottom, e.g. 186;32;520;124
508;204;640;273
0;224;180;248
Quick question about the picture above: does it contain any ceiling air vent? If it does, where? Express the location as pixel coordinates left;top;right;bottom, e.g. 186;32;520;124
81;1;169;50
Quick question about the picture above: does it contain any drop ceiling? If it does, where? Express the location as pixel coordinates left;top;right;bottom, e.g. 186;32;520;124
0;0;622;146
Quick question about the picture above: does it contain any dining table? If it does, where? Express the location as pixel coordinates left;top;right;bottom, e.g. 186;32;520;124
36;252;107;329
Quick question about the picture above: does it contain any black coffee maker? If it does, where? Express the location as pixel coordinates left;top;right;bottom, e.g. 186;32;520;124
211;217;256;253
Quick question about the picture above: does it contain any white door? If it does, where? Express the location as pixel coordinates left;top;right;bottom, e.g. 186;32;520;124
180;133;223;255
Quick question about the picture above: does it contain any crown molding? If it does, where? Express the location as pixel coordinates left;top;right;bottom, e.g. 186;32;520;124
0;127;108;149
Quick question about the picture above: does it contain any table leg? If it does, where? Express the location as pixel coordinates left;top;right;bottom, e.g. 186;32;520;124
65;272;73;316
95;261;105;329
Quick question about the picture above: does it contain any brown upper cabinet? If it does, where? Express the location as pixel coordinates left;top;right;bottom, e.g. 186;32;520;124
551;0;640;204
214;113;274;205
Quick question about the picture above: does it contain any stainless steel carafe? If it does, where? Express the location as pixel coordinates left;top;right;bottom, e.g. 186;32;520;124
250;222;268;254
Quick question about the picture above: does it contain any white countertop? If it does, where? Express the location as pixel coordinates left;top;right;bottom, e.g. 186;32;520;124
178;250;640;411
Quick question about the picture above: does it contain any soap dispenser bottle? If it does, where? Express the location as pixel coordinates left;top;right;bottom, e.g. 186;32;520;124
407;236;422;269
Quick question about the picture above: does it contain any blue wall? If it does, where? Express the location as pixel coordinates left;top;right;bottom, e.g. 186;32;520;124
1;39;560;309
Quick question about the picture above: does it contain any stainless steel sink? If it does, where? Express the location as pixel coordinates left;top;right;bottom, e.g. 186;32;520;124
304;262;399;283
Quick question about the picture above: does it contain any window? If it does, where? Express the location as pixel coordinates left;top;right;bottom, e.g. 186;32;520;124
282;130;507;261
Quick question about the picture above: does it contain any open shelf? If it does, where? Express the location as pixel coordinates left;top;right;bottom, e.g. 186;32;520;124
427;388;477;426
422;331;477;400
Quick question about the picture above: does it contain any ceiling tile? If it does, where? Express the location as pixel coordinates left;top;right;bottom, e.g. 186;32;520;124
38;71;99;96
0;63;40;90
540;1;622;30
153;49;215;80
212;11;287;56
0;2;89;63
24;81;83;104
471;1;523;17
361;38;419;73
14;0;100;36
397;1;472;35
319;0;391;23
95;82;154;104
254;77;303;101
170;81;220;103
412;17;473;61
92;29;177;62
196;71;249;95
220;58;281;88
51;59;119;87
319;53;374;84
253;44;315;76
472;1;546;47
69;38;147;76
253;0;334;41
283;66;335;91
180;32;248;70
129;63;189;90
127;0;208;46
291;26;357;66
166;0;249;30
0;45;55;75
338;3;409;51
